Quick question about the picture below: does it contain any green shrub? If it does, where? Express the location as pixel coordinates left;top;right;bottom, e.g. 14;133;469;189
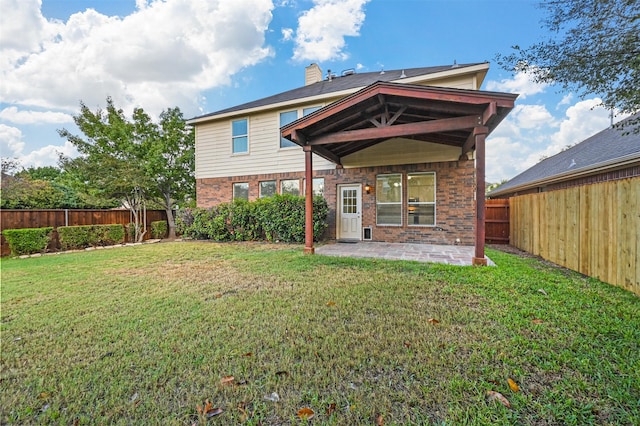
150;221;168;239
177;195;328;243
58;224;125;250
2;227;54;256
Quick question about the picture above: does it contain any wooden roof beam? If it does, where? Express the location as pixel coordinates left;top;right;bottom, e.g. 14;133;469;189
309;114;480;146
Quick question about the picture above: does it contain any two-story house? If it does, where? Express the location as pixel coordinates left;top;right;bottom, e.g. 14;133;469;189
187;63;517;264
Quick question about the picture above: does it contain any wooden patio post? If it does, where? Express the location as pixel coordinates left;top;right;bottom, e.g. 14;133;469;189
303;145;315;254
473;127;488;266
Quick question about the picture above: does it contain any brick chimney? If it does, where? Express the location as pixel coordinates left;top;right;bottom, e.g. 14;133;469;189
305;63;322;86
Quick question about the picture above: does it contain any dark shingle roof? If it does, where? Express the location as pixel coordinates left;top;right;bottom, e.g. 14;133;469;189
488;113;640;196
189;63;485;121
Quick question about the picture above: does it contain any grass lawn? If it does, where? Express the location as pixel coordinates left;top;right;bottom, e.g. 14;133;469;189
1;242;638;425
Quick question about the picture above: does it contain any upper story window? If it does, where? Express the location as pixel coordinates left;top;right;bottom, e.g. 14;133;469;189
407;172;436;226
232;119;248;154
280;111;298;148
303;106;322;116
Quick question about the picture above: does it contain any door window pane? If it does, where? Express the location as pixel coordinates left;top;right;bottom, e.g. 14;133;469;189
342;189;357;214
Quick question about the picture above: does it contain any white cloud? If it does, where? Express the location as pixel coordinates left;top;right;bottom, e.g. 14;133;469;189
486;98;612;182
281;27;294;41
0;124;26;157
0;0;276;117
485;71;548;99
18;140;79;168
0;123;77;168
292;0;369;62
0;107;73;125
509;104;556;130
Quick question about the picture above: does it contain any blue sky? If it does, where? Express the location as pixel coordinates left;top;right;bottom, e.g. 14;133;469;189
0;0;620;182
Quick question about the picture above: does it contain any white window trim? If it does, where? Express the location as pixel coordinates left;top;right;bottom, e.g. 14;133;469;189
376;173;403;226
232;182;249;200
278;106;323;151
259;180;277;198
407;172;436;227
231;118;249;155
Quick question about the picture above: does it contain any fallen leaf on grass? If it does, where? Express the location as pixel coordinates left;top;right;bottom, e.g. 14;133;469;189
326;301;336;306
427;318;440;324
508;378;520;392
375;413;384;425
242;352;253;357
220;375;235;386
38;392;51;400
326;403;336;415
403;341;411;348
297;407;314;420
537;288;548;296
532;318;544;324
238;402;249;422
197;399;224;418
486;390;511;408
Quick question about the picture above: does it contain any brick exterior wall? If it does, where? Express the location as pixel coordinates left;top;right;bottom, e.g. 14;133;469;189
196;159;477;245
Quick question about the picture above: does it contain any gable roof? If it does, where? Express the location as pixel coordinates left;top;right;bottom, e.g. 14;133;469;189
281;81;517;165
488;113;640;197
187;63;488;124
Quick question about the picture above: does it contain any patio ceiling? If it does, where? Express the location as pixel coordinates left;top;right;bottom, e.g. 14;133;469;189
281;81;517;165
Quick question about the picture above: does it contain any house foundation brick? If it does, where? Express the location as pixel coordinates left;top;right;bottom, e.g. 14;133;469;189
197;160;477;245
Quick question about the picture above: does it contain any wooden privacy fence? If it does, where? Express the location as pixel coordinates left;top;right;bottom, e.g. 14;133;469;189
510;177;639;296
485;198;509;244
0;209;167;256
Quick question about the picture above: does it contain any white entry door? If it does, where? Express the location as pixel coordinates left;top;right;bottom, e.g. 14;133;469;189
338;184;362;240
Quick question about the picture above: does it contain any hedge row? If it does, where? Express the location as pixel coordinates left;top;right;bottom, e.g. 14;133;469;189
58;224;125;250
176;195;328;243
2;227;54;256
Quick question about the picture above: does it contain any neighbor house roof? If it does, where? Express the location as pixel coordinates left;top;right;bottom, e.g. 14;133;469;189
488;113;640;197
187;63;488;124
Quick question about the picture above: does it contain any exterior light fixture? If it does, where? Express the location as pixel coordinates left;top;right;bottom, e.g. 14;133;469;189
364;183;372;194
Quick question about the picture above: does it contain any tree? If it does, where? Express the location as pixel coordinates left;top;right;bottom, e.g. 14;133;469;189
58;98;195;240
497;0;640;128
144;107;195;239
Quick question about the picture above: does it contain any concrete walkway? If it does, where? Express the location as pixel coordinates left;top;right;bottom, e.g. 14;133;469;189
315;241;494;266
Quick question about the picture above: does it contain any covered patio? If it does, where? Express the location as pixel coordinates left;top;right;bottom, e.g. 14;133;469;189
281;81;517;265
316;242;495;266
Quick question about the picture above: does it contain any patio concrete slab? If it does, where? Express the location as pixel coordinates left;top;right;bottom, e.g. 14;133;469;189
315;242;494;266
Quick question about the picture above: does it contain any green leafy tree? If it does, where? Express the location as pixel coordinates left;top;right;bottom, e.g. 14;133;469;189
497;0;639;128
59;97;195;240
144;107;195;239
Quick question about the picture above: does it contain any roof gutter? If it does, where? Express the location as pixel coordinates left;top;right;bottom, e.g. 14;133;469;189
488;153;640;197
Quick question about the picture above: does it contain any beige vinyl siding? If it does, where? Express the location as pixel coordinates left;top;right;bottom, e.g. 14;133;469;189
342;139;462;168
195;110;334;179
194;68;484;178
